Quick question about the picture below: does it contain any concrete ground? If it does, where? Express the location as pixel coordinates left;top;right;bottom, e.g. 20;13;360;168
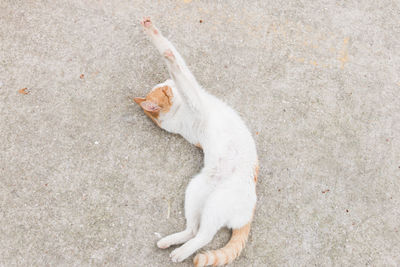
1;0;399;266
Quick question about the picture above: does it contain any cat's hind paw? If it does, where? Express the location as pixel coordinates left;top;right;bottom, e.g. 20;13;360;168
170;246;191;263
156;238;171;249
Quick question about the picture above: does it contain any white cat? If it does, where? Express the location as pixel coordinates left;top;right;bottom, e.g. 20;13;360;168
134;18;258;266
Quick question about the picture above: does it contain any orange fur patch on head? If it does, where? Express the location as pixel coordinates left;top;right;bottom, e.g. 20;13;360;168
146;85;173;114
143;110;161;127
134;86;174;126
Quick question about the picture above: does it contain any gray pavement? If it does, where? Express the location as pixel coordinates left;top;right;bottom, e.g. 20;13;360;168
1;1;399;266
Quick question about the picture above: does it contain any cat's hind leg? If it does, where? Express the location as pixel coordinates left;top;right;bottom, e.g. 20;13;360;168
169;200;225;263
157;172;211;249
169;185;235;263
157;229;195;249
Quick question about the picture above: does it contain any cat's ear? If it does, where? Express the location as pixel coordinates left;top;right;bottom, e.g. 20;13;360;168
133;97;146;104
140;101;161;112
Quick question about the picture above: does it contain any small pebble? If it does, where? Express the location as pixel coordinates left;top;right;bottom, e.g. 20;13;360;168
154;232;162;238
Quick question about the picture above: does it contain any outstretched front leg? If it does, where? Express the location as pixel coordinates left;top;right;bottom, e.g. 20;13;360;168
140;17;190;76
141;17;172;57
140;17;187;69
163;49;180;73
140;17;204;113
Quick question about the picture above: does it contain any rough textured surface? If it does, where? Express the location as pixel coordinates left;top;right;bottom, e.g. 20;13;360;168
1;1;399;266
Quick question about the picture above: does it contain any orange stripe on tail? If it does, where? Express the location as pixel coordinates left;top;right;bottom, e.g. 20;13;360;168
254;164;259;183
193;222;252;267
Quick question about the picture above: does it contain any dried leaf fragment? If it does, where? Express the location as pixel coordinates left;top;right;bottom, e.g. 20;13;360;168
18;88;29;95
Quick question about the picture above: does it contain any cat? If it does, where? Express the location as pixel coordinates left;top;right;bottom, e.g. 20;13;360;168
134;17;259;266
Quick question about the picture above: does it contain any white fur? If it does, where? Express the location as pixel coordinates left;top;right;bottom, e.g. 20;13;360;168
140;19;257;263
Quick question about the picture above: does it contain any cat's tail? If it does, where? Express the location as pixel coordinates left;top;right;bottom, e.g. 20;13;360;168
193;221;251;267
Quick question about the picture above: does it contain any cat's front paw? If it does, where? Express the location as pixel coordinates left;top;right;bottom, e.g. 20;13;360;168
140;17;152;29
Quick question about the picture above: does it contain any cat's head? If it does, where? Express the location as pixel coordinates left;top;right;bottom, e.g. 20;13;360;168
134;80;179;128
